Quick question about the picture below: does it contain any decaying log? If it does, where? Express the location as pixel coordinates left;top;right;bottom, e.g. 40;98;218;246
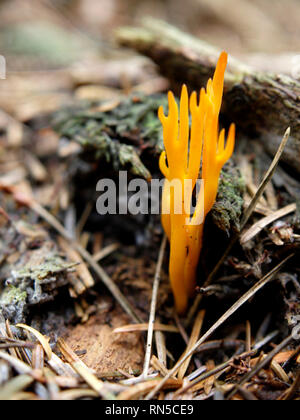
117;19;300;173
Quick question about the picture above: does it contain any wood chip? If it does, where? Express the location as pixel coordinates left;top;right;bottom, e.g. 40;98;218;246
113;323;179;334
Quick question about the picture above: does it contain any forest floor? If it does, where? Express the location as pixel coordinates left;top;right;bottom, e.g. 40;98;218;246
0;0;299;401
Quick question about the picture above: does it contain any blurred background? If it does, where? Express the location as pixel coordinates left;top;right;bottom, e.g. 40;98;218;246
1;0;300;120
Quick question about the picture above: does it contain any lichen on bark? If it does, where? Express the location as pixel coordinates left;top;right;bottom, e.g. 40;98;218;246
52;93;168;180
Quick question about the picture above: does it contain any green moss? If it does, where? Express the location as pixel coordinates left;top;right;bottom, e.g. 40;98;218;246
212;164;245;232
52;93;168;179
0;285;27;306
13;258;77;282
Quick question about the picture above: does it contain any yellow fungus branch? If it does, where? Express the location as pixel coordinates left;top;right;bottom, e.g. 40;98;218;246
159;51;235;314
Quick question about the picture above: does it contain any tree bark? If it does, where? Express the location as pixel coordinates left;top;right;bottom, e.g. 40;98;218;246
116;19;300;173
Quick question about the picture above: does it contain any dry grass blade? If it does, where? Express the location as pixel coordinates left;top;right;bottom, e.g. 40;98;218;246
145;254;294;400
235;385;258;401
243;196;272;216
227;333;295;400
143;235;167;378
240;203;297;244
206;127;290;284
113;323;178;334
57;338;115;400
32;345;45;371
10;392;38;401
58;389;99;400
175;349;256;397
4;321;22;361
0;351;32;375
270;359;290;383
203;360;215;395
155;330;167;366
0;342;34;350
265;181;278;211
93;243;120;262
246;320;252;354
58;236;95;291
254;330;279;350
76;202;94;238
178;310;206;380
16;324;52;361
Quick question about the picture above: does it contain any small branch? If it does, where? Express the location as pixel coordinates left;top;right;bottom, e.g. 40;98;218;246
142;235;167;378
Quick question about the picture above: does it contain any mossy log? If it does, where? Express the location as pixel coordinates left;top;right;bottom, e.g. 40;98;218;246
117;19;300;173
53;93;244;233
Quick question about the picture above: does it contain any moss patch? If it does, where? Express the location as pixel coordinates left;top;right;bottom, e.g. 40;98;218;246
212;163;245;233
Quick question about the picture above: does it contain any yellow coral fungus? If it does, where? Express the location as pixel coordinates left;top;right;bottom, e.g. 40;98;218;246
159;51;235;314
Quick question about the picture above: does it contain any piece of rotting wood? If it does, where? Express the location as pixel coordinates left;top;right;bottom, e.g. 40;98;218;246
117;19;300;173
